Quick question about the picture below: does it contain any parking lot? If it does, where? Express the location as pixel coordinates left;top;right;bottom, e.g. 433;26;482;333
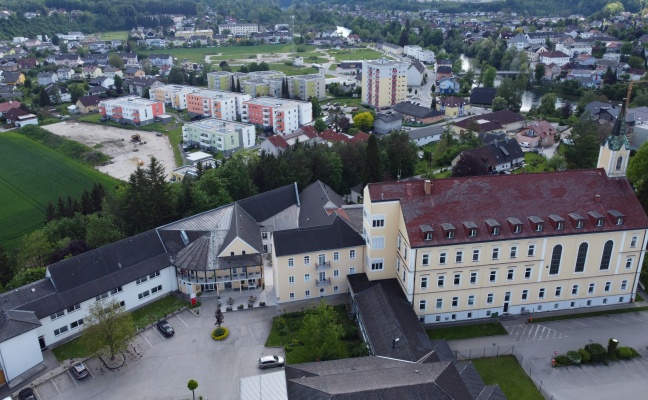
449;309;648;400
32;302;281;400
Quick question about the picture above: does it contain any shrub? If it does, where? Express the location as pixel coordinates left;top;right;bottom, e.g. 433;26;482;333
555;355;570;366
211;327;229;340
248;303;254;308
585;343;607;363
567;350;582;365
608;338;619;360
260;302;266;307
226;306;233;312
342;324;359;340
578;348;591;363
238;304;244;310
617;347;635;360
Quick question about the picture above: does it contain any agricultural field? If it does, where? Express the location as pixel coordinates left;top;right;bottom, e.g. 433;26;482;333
100;30;130;41
0;133;119;250
327;48;384;61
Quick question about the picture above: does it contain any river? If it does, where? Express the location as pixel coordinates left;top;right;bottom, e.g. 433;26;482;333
459;54;570;113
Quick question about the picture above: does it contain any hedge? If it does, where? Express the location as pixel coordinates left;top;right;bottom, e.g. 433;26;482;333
578;348;591;363
585;343;607;363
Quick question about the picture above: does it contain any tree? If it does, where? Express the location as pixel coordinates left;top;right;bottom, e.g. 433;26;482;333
628;56;644;69
114;75;124;95
560;102;573;119
364;134;382;184
311;96;322;119
52;35;60;45
354;112;374;132
81;298;135;360
496;77;524;112
538;93;557;118
38;87;51;107
0;246;15;287
492;96;508;112
546;154;567;171
398;29;409;47
628;141;648;213
299;301;345;361
314;118;327;132
384;131;418;180
18;230;53;269
215;307;224;328
108;53;125;69
187;380;198;400
534;63;546;82
482;66;497;88
167;66;185;84
85;214;123;249
452;153;489;177
431;97;437;110
564;118;604;169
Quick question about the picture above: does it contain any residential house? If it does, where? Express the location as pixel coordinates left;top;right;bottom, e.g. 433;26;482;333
406;59;426;87
259;134;290;156
407;124;444;146
103;67;123;79
44;84;71;103
626;68;646;81
54;53;82;67
346;33;361;45
82;66;102;79
88;86;108;96
99;96;166;125
437;77;460;94
525;44;548;62
2;71;24;85
507;34;531;50
89;76;114;89
118;52;139;66
125;77;163;97
394;101;445;124
124;67;145;79
242;97;313;135
147;54;174;68
16;57;38;70
4;107;31;126
76;95;101;114
435;65;453;80
453;110;526;134
56;68;73;81
182;118;256;155
0;100;20;116
437;96;469;118
37;71;58;86
469;87;497;106
361;59;408;110
538;51;570;66
376;42;403;56
374;112;403;134
517;120;556;147
453;139;524;173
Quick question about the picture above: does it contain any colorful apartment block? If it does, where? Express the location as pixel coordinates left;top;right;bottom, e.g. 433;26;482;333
182;118;255;155
361;58;408;109
241;97;312;135
98;96;165;125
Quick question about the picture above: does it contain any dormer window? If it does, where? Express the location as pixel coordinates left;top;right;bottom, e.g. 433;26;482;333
447;230;455;239
420;225;433;241
588;211;604;227
441;223;455;239
608;210;624;226
557;222;564;230
464;221;478;238
507;217;523;234
485;219;500;236
568;213;585;229
469;229;477;237
549;214;565;230
535;224;543;231
529;216;544;232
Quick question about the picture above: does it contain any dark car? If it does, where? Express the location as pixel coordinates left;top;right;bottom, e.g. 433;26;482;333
70;362;89;379
258;355;285;369
18;387;36;400
157;320;175;337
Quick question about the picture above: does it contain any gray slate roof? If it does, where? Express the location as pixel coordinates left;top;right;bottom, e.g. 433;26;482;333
237;183;298;223
273;217;364;257
0;310;41;342
394;102;444;119
298;181;345;228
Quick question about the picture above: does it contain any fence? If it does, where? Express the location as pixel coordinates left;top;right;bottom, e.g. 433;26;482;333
453;345;557;400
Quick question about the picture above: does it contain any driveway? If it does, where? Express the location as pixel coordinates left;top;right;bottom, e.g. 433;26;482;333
447;309;648;400
33;300;281;400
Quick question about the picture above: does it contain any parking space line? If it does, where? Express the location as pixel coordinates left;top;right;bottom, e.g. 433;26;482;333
51;378;62;396
176;314;189;327
87;367;94;379
67;370;79;387
572;320;588;326
154;326;166;340
140;332;153;347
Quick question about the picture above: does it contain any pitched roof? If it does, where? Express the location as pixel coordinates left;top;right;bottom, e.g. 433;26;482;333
236;183;298;222
0;100;20;112
367;169;648;248
522;120;555;138
539;51;569;58
4;107;29;120
407;125;445;140
394;102;444;119
298;180;345;228
410;59;426;74
454;110;525;130
470;87;498;105
436;66;452;74
273;217;363;256
77;95;101;107
440;96;464;107
0;310;41;342
460;139;524;169
265;134;289;149
375;112;403;124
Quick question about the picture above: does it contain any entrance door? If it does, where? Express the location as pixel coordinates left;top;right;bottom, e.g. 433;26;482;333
38;335;46;350
503;302;509;313
503;291;511;313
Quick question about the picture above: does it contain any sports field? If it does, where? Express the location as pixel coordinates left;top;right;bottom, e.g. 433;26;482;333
0;132;119;249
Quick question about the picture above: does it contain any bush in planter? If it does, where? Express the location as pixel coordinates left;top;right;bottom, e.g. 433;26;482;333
260;302;266;307
554;355;570;366
617;347;637;360
211;327;229;340
567;350;582;365
226;306;233;312
238;304;244;310
248;303;254;308
585;343;607;363
578;348;591;363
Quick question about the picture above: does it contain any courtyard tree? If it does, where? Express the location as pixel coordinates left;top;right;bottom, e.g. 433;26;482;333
491;96;508;112
310;97;322;119
364;134;383;184
299;301;345;361
314;118;327;133
81;298;136;360
187;379;198;400
538;93;557;118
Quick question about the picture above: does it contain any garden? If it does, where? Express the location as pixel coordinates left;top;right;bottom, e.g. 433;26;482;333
552;338;641;367
265;302;368;364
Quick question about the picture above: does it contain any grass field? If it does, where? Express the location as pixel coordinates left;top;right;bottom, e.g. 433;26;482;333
0;132;119;250
142;44;316;63
472;356;544;400
100;30;129;41
268;63;320;76
328;48;383;61
427;322;507;340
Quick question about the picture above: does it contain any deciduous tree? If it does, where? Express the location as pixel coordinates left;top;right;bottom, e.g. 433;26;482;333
451;153;489;177
81;298;135;360
299;301;345;361
353;112;374;132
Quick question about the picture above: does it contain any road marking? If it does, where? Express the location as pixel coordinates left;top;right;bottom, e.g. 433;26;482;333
33;387;41;399
176;314;189;327
154;326;166;340
608;316;624;323
51;378;62;396
67;370;79;387
140;332;153;347
572;320;588;326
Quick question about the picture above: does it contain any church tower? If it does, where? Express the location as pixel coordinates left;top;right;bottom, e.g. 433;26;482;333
597;102;631;178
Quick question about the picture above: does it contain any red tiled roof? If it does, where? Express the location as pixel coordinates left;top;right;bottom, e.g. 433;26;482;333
521;120;555;138
318;128;349;143
440;96;464;107
0;101;21;112
350;132;370;143
539;51;569;58
368;169;648;248
266;135;289;149
301;125;318;138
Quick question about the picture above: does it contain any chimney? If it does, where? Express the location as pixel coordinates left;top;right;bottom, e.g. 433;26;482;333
595;194;601;203
424;180;432;195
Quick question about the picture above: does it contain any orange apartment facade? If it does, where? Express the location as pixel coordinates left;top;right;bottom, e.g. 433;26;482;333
99;96;165;126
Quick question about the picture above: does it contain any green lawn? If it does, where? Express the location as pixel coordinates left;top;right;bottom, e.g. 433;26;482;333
267;63;320;76
77;114;184;166
327;48;384;61
266;304;367;364
515;152;550;173
427;322;507;340
52;295;188;362
156;44;316;63
472;356;544;400
0;132;119;249
100;30;129;41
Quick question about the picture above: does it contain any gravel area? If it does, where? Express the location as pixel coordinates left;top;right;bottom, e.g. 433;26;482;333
44;121;177;181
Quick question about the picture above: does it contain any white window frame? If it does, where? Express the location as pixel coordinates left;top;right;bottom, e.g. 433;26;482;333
522;290;528;300
304;274;311;282
524;267;532;279
288;258;294;267
349;250;356;259
621;280;628;291
304;256;310;265
422;254;430;266
470;271;477;285
371;236;385;250
454;273;461;286
370;260;384;271
507;269;514;281
437;275;445;287
456;251;463;263
510;246;518;258
492;247;499;260
372;216;385;228
528;244;535;257
289;276;295;284
421;276;428;289
486;293;494;304
489;270;497;282
334;269;340;277
604;281;611;292
436;298;443;309
419;300;427;311
588;283;595;294
468;295;475;306
333;252;339;261
439;252;447;264
472;249;480;261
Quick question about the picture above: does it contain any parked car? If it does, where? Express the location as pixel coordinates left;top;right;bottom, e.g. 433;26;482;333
258;355;285;369
520;141;530;148
70;362;89;379
157;320;175;337
18;388;36;400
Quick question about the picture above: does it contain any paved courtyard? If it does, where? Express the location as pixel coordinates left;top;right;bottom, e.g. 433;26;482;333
448;310;648;400
32;299;281;400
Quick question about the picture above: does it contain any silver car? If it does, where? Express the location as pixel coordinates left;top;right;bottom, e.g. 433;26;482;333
258;355;285;369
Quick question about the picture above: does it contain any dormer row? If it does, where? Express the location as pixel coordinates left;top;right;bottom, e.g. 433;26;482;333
419;210;625;241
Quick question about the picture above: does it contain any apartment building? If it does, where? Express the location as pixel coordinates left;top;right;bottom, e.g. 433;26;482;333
182;118;255;155
218;23;259;35
289;74;325;100
208;71;326;100
98;96;165;125
150;84;251;119
404;45;436;64
361;58;408;110
242;97;312;135
174;29;214;39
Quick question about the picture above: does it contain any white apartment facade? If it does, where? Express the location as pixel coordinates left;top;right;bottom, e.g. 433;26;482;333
242;97;312;135
182;118;256;155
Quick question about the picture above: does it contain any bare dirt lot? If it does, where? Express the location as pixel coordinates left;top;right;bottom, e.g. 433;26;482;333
44;121;177;181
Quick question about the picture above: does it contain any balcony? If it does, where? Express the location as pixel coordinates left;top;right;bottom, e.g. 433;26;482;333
315;261;331;271
316;278;331;287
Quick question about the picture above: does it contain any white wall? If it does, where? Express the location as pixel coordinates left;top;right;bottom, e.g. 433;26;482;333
0;330;43;381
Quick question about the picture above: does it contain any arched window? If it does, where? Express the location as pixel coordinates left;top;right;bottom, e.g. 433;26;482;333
574;243;588;273
549;245;562;275
600;240;614;270
616;156;623;171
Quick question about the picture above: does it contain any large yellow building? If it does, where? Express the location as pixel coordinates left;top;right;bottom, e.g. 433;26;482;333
361;58;408;110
